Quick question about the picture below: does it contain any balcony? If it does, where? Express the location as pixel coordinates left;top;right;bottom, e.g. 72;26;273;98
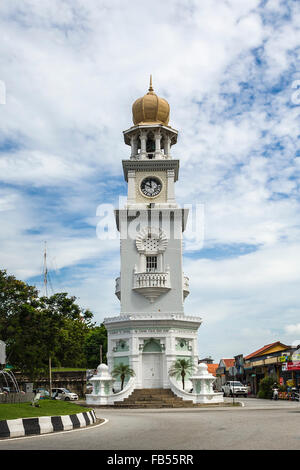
183;275;190;300
133;271;171;303
116;272;189;303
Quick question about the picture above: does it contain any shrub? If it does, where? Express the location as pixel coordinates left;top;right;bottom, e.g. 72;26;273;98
258;375;277;399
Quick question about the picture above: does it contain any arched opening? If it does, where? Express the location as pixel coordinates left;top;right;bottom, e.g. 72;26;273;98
143;339;162;353
142;339;163;388
146;132;155;158
146;137;155;153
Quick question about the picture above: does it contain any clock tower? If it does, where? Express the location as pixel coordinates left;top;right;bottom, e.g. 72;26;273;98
103;78;202;391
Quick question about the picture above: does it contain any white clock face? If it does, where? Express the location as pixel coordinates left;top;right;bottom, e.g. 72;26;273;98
140;177;162;197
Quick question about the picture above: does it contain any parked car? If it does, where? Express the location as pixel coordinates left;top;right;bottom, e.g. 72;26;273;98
34;388;50;399
222;381;248;397
51;388;78;401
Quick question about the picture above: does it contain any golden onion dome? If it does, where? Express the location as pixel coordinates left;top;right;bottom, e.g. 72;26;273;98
132;76;170;126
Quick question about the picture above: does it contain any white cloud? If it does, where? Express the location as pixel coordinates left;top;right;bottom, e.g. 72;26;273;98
284;323;300;335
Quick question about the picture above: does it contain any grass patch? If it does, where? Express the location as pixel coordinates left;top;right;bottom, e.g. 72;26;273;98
0;399;92;421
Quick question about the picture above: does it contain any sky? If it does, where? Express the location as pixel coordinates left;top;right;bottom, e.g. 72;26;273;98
1;0;300;362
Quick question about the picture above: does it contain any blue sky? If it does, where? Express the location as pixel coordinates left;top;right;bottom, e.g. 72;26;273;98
1;0;300;361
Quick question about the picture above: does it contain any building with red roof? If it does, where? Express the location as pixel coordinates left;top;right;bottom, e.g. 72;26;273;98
207;364;218;377
215;358;236;389
243;341;297;395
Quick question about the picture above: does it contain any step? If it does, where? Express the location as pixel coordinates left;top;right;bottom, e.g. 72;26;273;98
126;392;178;398
126;395;183;401
124;397;185;402
131;390;175;394
113;388;195;408
117;399;194;405
114;403;195;408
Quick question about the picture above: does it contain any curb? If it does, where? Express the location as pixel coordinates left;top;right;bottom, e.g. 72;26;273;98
0;409;97;439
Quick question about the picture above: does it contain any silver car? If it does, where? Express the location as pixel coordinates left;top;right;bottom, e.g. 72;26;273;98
222;381;248;397
52;388;79;401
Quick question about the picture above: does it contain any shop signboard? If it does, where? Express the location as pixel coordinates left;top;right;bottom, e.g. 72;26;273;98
291;353;300;361
284;361;300;371
279;355;289;362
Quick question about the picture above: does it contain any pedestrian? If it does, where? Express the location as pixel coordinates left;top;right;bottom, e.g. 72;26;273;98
272;382;279;400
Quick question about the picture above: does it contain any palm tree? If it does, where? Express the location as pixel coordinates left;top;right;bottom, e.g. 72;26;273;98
169;358;195;390
112;363;135;391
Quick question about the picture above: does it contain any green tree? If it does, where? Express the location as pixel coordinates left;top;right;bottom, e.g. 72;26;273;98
39;292;94;324
258;375;278;399
112;363;135;391
0;269;96;378
5;304;50;379
39;293;95;369
169;358;195;390
0;269;39;344
84;324;107;368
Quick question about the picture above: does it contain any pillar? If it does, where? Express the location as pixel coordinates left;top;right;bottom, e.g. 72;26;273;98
140;130;147;158
164;134;171;158
155;129;161;158
167;169;176;204
127;170;136;204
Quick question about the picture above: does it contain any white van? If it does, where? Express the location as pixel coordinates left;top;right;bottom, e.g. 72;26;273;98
52;388;78;401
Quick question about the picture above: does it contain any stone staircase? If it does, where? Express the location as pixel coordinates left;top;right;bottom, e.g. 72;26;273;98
113;388;195;408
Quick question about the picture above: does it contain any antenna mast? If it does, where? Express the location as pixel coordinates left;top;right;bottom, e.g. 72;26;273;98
43;241;48;297
43;241;52;395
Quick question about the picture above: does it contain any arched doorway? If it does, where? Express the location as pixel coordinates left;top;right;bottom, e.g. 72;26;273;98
142;339;163;388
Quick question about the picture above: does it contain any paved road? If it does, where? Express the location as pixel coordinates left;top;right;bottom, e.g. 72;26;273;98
0;399;299;450
228;396;300;408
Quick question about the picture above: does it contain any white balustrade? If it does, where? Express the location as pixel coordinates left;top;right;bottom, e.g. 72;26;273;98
133;272;171;289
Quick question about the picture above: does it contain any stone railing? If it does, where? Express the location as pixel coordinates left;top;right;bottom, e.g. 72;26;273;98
169;375;196;402
0;392;34;404
133;271;171;289
86;376;136;406
108;377;136;404
133;271;171;303
169;374;224;405
104;312;202;323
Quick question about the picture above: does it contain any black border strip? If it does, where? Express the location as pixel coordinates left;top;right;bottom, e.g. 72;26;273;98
82;412;90;425
0;420;10;438
22;418;40;436
51;416;64;432
69;413;81;428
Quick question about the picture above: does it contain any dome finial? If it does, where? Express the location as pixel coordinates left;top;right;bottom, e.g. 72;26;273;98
148;74;154;93
132;77;170;126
